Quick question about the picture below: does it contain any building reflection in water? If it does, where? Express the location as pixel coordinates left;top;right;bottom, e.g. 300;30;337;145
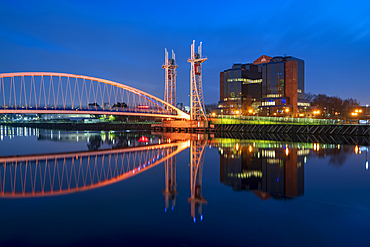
219;144;305;200
36;129;161;149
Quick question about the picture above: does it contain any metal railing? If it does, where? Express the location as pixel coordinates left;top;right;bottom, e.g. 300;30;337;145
210;115;368;125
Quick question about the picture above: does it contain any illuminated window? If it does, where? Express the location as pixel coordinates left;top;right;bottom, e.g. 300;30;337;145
227;78;262;84
266;94;282;98
262;101;275;106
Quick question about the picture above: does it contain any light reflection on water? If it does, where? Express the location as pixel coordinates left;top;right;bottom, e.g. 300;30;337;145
0;125;369;246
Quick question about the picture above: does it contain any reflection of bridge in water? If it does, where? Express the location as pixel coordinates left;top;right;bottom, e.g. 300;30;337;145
0;141;189;198
0;126;209;221
2;128;363;222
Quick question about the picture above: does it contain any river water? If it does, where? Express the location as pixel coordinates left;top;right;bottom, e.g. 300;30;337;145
0;126;369;247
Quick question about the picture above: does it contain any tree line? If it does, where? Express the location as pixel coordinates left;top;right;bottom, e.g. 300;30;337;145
305;93;360;116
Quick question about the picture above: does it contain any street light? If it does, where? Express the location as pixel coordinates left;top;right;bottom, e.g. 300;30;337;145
366;147;368;170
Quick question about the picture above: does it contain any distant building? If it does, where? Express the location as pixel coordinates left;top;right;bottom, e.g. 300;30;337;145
176;102;190;113
176;102;184;111
219;55;309;117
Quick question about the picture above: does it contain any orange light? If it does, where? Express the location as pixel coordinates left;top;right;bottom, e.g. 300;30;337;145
359;110;362;113
355;146;359;154
355;109;358;113
285;148;289;156
285;108;289;113
248;109;253;113
212;112;216;117
138;105;149;109
313;143;320;151
273;113;277;116
235;110;240;114
249;145;252;152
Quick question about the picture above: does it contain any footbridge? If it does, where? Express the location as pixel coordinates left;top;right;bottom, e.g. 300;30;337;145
0;72;190;120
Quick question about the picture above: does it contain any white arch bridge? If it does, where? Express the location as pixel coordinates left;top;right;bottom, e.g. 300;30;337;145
0;72;190;120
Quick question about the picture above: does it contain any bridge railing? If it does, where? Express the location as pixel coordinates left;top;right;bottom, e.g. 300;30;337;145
210;115;357;125
0;105;178;116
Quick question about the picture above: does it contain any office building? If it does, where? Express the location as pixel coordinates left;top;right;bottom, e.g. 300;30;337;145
258;56;306;117
218;55;308;117
219;62;263;114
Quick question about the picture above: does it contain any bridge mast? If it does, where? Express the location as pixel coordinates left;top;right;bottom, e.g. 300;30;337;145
162;48;178;106
188;40;207;121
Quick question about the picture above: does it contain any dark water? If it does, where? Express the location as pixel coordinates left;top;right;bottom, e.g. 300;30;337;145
0;126;369;247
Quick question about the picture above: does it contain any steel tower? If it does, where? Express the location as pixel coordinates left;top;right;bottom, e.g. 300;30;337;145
162;48;177;106
188;40;207;121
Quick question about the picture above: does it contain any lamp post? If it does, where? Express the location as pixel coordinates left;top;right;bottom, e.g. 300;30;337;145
366;147;368;170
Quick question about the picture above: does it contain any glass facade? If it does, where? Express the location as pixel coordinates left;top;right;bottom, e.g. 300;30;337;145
260;56;305;117
262;62;285;98
220;63;262;112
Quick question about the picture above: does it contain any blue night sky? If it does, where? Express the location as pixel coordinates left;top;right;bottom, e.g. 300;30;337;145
0;0;369;105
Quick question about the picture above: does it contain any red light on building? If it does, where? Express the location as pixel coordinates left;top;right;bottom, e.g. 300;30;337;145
138;136;149;143
138;105;149;109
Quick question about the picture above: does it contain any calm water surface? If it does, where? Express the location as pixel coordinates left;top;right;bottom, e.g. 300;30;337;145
0;126;369;247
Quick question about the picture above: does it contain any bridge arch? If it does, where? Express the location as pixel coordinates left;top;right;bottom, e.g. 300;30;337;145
0;72;190;120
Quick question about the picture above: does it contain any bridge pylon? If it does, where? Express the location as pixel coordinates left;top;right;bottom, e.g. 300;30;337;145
163;152;178;212
162;48;178;107
188;139;207;222
188;40;207;121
